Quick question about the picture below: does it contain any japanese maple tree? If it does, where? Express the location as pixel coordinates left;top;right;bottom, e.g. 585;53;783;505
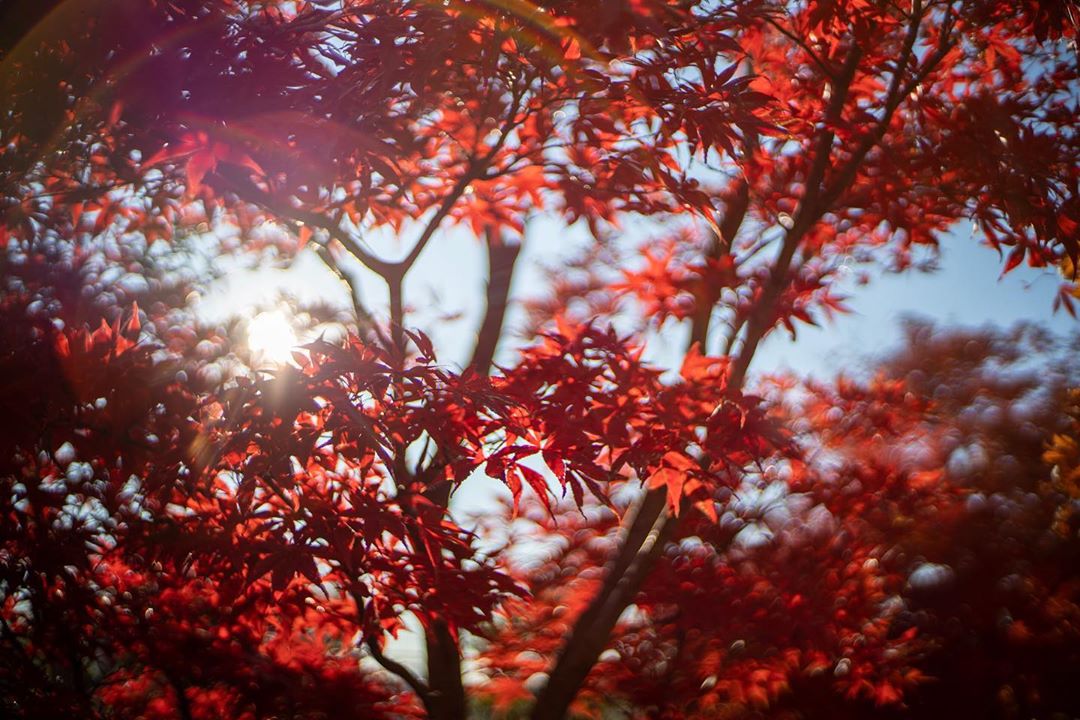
1;0;1078;719
474;321;1080;718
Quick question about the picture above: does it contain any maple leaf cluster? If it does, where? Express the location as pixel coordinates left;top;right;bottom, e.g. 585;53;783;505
477;321;1080;718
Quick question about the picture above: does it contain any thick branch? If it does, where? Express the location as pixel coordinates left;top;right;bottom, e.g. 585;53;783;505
728;9;946;389
424;619;468;720
165;674;193;720
391;463;468;720
365;635;436;710
529;208;765;720
468;229;522;373
531;35;879;720
390;91;529;714
688;178;749;350
530;489;674;720
728;41;865;389
531;194;759;716
820;8;954;214
388;276;406;358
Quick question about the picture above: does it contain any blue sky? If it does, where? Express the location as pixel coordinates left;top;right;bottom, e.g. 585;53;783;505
201;216;1076;382
750;234;1075;378
199;215;1078;524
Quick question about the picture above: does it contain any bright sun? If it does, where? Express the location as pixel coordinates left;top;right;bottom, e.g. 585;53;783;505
247;310;299;366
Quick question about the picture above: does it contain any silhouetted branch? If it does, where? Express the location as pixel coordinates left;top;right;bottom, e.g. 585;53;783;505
468;228;522;374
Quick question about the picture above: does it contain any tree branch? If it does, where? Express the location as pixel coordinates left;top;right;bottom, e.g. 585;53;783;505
388;275;406;359
398;79;527;279
763;15;836;81
728;40;865;389
728;7;949;390
398;170;479;277
384;88;531;714
383;83;528;355
364;635;436;709
348;580;438;715
530;489;674;720
165;673;193;720
468;228;522;373
728;4;947;395
721;313;748;357
531;35;877;720
819;5;955;214
689;178;749;351
423;619;468;720
212;165;395;278
311;242;393;349
389;459;469;720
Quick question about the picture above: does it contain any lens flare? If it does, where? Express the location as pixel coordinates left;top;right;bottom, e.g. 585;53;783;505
246;310;298;366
